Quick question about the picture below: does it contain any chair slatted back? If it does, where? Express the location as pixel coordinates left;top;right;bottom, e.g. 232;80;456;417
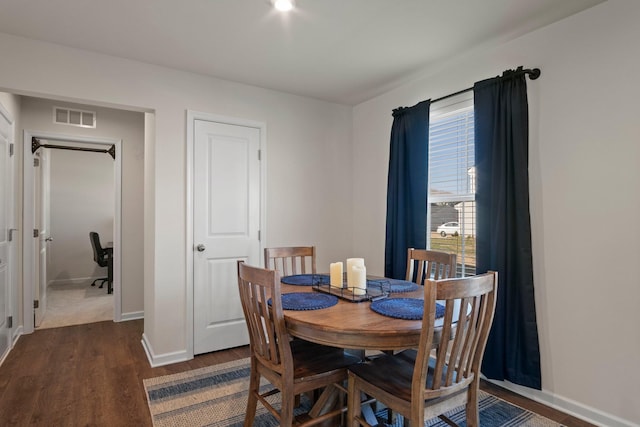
264;246;316;276
237;261;292;375
405;248;456;285
414;272;497;400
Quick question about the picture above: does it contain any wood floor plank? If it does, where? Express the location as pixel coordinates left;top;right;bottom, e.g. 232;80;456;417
0;375;39;425
0;320;593;426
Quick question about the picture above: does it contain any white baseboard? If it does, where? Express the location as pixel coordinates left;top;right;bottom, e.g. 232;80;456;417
486;378;638;427
0;348;10;367
48;276;102;286
0;326;23;368
141;333;192;367
120;311;144;321
12;325;22;345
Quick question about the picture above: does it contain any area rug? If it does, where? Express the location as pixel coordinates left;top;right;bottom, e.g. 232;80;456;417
144;357;563;427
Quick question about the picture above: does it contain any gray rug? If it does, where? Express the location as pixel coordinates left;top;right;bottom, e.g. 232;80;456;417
143;357;564;427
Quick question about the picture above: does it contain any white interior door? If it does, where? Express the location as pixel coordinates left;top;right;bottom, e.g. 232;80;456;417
0;106;12;357
33;150;50;327
193;119;261;355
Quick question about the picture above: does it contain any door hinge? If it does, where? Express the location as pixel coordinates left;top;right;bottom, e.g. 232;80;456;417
33;229;39;238
34;300;39;309
9;143;14;156
7;316;12;328
258;149;261;161
258;230;261;241
33;158;40;167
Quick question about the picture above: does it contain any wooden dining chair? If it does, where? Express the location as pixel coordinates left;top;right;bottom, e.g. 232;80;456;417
264;246;317;275
406;248;457;284
237;260;360;426
347;272;497;427
264;245;320;404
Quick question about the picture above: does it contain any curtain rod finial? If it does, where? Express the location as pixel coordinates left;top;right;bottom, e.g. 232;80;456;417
529;68;541;80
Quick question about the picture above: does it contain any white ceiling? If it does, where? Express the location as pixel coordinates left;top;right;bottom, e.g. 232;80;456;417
0;0;604;105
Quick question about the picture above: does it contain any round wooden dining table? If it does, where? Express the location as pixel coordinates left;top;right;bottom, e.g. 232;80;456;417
281;280;425;351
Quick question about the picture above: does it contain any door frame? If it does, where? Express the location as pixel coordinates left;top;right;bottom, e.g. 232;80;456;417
185;110;267;359
0;102;17;356
22;130;122;333
33;148;49;327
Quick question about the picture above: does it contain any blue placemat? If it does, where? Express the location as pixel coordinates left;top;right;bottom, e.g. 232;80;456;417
370;298;445;320
268;292;338;311
281;274;330;286
381;279;420;293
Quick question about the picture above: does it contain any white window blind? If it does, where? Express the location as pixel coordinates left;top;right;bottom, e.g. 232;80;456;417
428;98;476;277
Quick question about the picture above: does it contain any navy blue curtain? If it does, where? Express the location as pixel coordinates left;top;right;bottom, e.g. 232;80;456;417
384;100;430;279
474;70;541;389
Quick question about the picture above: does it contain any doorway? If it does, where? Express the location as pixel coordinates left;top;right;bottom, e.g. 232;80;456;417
37;140;116;328
22;131;122;334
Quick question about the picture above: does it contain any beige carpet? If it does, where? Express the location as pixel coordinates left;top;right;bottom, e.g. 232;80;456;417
38;281;113;329
144;358;564;427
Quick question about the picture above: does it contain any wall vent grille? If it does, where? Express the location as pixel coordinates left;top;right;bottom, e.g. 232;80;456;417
53;106;96;128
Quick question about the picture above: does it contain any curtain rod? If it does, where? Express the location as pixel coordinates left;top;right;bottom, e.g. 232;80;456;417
32;137;116;160
431;66;541;105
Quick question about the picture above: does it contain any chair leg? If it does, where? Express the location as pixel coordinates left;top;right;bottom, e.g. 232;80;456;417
410;409;424;427
244;364;260;427
347;374;360;427
280;388;295;427
93;277;108;288
466;385;479;427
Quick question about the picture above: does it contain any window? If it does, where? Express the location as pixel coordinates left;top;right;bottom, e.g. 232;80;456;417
428;95;475;277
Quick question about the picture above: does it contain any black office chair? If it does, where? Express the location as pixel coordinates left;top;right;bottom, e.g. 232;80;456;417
90;231;113;294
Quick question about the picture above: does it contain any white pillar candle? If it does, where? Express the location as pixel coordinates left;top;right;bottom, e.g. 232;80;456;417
330;262;343;288
346;258;365;287
352;265;367;295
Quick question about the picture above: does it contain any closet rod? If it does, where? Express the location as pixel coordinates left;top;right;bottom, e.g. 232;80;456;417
431;66;541;105
32;137;116;160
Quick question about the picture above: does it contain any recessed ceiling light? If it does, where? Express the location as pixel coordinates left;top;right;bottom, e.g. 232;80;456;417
272;0;294;12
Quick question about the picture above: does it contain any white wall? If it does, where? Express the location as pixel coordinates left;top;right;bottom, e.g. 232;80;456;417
19;97;145;315
0;32;353;360
143;112;156;347
352;1;640;425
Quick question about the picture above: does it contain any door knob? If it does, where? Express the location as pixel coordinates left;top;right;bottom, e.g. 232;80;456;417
196;244;206;252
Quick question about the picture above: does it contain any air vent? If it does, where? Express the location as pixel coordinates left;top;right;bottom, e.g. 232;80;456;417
53;106;96;128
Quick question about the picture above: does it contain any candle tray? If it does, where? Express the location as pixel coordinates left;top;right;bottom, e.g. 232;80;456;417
312;278;390;303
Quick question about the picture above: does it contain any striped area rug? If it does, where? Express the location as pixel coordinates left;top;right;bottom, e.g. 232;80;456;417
144;357;563;427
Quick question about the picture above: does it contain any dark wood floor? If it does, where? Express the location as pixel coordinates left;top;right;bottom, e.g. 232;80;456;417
0;320;593;426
